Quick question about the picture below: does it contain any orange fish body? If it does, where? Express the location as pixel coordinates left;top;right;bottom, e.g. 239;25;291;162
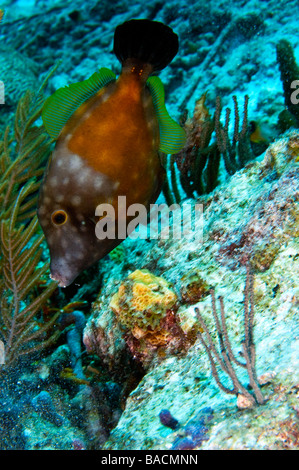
38;20;185;287
65;68;162;210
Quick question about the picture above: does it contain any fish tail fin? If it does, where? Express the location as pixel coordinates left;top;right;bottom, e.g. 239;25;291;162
113;19;178;72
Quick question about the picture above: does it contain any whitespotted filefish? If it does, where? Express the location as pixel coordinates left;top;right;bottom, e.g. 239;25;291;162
38;19;186;287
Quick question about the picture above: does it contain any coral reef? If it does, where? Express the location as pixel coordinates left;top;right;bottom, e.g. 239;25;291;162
84;268;197;377
214;95;256;174
216;134;299;272
103;130;299;450
163;92;264;205
32;391;64;427
180;268;210;304
165;93;220;203
0;48;37;102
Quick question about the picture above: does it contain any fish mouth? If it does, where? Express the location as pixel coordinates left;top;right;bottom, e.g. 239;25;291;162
50;273;70;288
49;262;78;288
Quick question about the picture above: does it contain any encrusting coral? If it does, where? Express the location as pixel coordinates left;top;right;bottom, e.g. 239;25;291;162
109;269;177;333
108;269;194;367
0;69;60;367
109;269;181;365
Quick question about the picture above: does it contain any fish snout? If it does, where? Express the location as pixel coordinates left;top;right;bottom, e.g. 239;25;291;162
49;258;79;288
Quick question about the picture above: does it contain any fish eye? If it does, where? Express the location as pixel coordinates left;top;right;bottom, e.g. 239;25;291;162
51;210;68;226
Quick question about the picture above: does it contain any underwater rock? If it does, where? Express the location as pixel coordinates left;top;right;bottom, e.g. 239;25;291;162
70;386;110;449
0;394;26;449
171;406;213;449
159;406;213;449
83;293;130;379
180;269;210;303
235;13;265;40
65;310;86;380
175;304;199;342
103;131;299;450
171;436;195;450
0;46;38;108
31;391;64;427
215;132;299;271
236;393;256;410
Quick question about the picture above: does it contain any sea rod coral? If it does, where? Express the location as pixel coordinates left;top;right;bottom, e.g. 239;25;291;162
195;265;264;409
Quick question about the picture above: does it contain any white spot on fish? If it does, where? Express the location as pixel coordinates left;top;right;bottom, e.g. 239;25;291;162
94;177;104;190
71;195;81;206
70;154;83;171
61;238;69;249
49;176;58;187
76;251;85;260
78;167;91;184
38;206;47;216
55;194;64;203
46;234;53;244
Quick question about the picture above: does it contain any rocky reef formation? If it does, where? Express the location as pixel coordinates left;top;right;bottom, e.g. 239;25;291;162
85;130;298;450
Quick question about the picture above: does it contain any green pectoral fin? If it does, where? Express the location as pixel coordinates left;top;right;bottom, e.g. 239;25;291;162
146;76;186;154
42;68;116;139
